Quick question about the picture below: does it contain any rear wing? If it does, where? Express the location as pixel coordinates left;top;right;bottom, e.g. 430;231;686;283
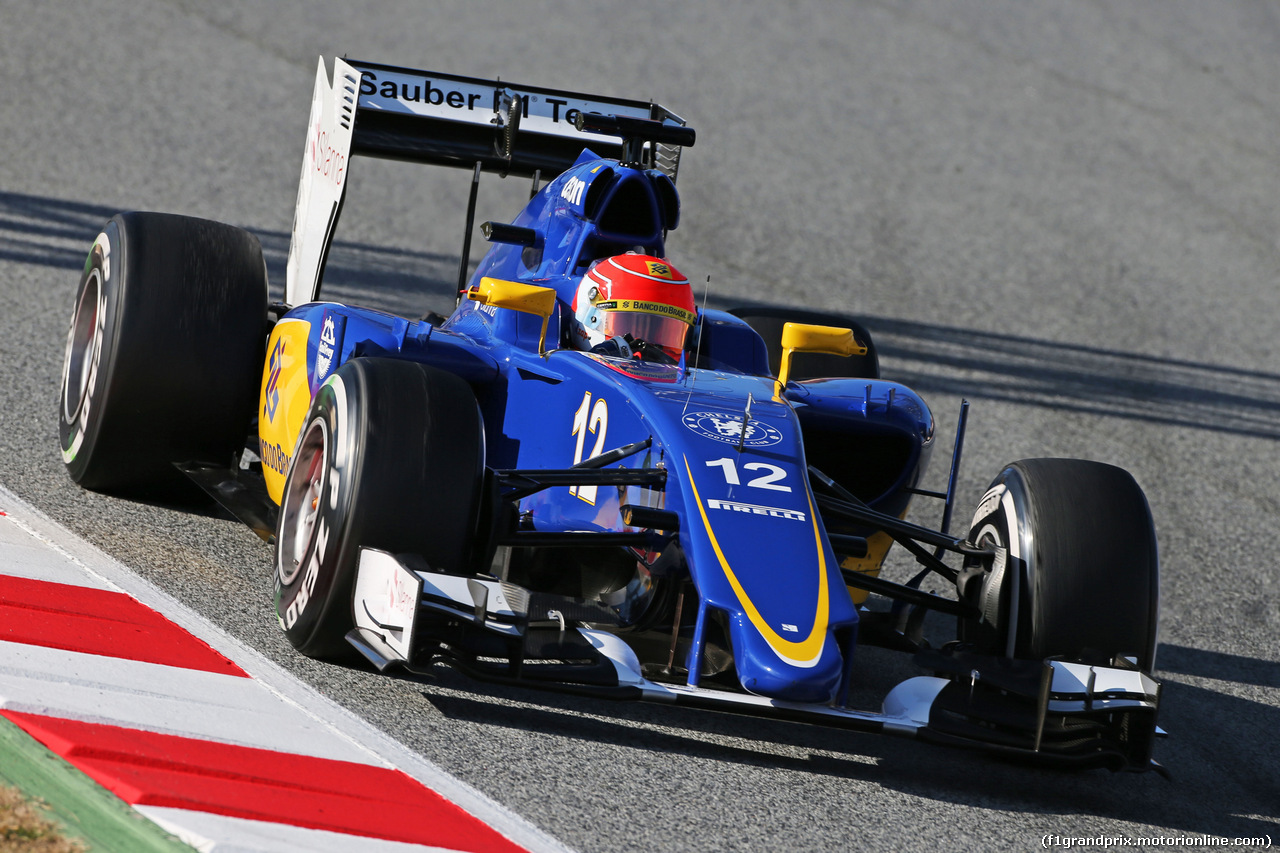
286;57;690;307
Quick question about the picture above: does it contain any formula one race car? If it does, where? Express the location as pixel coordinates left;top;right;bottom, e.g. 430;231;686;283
58;57;1163;772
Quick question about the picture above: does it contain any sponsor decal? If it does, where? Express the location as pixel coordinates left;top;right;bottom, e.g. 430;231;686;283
309;118;346;188
355;69;651;139
385;567;418;623
608;299;696;324
969;486;1021;560
359;72;487;110
560;175;586;207
706;498;806;522
972;485;1005;523
259;438;290;477
264;336;285;422
646;261;673;279
259;319;313;505
684;457;830;668
283;516;328;630
682;411;784;447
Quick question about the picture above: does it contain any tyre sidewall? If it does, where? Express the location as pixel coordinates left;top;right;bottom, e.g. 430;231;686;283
58;212;268;492
961;476;1025;657
275;371;362;658
273;358;486;659
59;220;124;485
964;459;1159;669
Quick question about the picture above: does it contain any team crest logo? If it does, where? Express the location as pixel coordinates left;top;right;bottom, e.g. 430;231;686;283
682;411;784;447
316;316;336;378
315;312;345;382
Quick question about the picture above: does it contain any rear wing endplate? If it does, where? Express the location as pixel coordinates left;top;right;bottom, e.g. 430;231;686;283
286;57;689;307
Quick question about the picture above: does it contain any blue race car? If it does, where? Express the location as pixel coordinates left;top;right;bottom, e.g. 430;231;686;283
59;57;1164;773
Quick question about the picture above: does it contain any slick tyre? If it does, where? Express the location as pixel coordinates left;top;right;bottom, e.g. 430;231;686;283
961;458;1160;670
274;358;485;660
729;307;879;380
59;212;268;493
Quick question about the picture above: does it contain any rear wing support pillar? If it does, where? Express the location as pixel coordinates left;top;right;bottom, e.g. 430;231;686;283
456;162;482;298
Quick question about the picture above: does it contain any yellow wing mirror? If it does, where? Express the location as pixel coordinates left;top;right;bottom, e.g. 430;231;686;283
776;322;868;397
467;277;557;354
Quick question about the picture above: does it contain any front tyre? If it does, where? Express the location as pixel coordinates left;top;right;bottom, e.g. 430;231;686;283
274;358;485;660
960;458;1160;671
59;212;268;492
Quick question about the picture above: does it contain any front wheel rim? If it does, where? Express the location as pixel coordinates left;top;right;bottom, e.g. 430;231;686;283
278;419;328;586
62;269;101;424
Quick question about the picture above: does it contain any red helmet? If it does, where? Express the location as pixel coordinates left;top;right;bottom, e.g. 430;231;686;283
572;254;696;362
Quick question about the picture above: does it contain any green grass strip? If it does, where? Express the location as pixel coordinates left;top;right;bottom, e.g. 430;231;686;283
0;714;194;852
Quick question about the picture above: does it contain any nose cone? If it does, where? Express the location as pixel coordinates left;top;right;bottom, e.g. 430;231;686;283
655;391;862;706
726;611;850;704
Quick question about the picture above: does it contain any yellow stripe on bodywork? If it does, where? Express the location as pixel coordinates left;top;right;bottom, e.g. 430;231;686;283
684;457;829;667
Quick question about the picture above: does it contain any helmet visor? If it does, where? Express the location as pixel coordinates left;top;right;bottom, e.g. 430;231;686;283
600;309;692;360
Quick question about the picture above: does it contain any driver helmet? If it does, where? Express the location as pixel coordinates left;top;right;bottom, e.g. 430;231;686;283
571;254;697;362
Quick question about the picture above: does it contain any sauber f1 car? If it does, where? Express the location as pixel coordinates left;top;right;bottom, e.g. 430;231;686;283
59;57;1163;773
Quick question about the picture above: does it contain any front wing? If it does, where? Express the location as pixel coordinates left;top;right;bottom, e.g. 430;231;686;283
349;549;1163;773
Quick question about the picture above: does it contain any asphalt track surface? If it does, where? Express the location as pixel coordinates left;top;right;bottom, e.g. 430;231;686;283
2;2;1277;850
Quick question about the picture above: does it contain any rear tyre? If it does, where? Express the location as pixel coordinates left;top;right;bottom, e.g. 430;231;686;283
274;358;485;660
59;212;268;493
728;306;879;379
960;458;1160;670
